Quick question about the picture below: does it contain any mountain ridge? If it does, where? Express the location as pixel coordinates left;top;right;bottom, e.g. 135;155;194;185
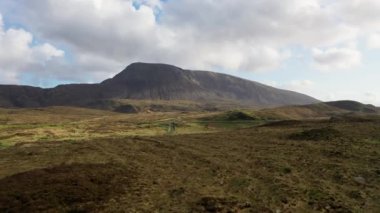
0;62;319;108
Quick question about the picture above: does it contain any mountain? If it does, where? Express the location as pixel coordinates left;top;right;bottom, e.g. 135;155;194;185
0;62;319;109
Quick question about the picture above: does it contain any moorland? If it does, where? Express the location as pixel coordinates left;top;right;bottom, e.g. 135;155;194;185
0;100;379;212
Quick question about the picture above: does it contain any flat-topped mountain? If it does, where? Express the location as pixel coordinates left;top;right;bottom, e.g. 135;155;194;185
0;62;319;108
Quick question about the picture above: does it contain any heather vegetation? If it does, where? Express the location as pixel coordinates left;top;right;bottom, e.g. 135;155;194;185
0;104;379;212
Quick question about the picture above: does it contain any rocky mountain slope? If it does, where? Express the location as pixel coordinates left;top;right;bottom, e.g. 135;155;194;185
0;62;319;108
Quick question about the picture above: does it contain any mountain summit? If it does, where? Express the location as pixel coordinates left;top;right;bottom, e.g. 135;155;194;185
0;62;319;108
101;62;319;106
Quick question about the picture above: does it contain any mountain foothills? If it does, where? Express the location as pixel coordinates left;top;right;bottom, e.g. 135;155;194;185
0;63;318;109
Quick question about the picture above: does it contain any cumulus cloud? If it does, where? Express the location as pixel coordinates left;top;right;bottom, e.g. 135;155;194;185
367;33;380;49
162;0;358;47
0;13;64;84
312;47;362;71
0;0;378;86
335;0;380;31
1;0;176;82
279;80;315;92
324;91;380;106
18;0;159;61
1;0;366;78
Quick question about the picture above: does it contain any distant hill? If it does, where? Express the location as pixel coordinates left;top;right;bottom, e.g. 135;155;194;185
0;62;318;109
255;100;379;120
324;100;379;113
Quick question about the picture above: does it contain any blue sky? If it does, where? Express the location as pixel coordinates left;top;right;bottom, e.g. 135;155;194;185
0;0;379;105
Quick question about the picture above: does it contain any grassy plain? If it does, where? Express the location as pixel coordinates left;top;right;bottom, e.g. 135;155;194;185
0;106;379;212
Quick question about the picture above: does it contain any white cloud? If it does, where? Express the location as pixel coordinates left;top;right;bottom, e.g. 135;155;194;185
279;81;380;106
33;43;64;62
363;92;377;104
15;0;160;61
0;13;64;84
0;0;378;86
312;47;361;71
133;0;162;8
367;33;380;49
290;80;314;88
280;80;315;92
161;0;358;46
334;0;380;31
241;47;290;72
324;91;379;106
0;72;18;84
0;0;366;81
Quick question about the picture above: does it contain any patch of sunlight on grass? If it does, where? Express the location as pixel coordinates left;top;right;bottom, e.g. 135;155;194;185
364;139;380;144
0;142;11;149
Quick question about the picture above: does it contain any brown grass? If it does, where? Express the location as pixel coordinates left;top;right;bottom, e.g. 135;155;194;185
0;107;379;212
0;163;134;212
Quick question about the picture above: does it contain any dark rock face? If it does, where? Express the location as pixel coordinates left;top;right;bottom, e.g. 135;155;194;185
0;62;319;108
0;85;45;107
101;63;204;100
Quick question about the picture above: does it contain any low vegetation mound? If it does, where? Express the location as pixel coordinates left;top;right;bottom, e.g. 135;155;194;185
193;197;267;212
225;111;257;121
288;127;342;141
262;120;302;127
114;104;139;113
202;111;257;122
0;163;134;212
330;113;380;123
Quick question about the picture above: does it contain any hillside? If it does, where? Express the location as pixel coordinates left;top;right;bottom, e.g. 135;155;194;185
255;101;379;120
0;62;318;109
325;100;379;113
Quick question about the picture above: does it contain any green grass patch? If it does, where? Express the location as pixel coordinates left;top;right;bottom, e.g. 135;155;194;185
205;121;263;129
229;177;251;192
364;139;380;144
0;142;11;149
200;110;258;122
